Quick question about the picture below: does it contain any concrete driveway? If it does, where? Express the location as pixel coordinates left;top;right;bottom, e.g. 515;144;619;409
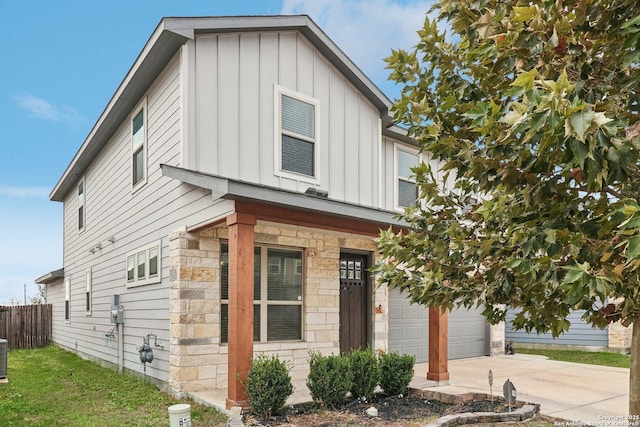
412;354;630;423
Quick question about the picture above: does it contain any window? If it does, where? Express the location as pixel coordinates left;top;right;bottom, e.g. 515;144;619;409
85;269;92;315
131;102;147;188
396;146;420;209
126;240;161;287
221;243;303;343
64;277;70;322
78;178;85;231
276;86;319;181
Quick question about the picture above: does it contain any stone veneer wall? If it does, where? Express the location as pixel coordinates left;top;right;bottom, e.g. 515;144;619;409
168;222;385;396
608;321;632;352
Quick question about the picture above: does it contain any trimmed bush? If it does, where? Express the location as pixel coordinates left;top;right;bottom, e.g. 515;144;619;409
379;351;415;396
346;347;380;400
306;351;353;408
245;355;293;418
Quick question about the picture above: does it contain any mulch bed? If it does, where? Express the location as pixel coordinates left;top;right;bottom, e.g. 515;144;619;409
244;393;516;426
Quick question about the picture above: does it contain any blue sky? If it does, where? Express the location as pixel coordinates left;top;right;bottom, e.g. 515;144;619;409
0;0;431;304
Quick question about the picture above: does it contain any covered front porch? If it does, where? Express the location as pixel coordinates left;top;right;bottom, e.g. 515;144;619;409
162;164;453;409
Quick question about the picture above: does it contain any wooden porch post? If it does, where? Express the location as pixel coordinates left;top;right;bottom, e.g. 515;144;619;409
225;213;256;409
427;306;450;382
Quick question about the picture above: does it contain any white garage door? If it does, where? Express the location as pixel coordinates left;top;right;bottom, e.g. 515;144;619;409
388;288;487;363
388;288;430;362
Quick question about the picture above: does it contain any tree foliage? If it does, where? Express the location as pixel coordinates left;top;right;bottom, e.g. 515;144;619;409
29;283;46;305
375;0;640;336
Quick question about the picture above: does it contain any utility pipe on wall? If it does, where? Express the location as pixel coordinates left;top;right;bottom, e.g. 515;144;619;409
117;323;124;373
110;295;125;373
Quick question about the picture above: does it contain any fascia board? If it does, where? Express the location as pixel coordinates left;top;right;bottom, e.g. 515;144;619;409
35;268;65;285
50;21;190;202
160;164;406;228
164;15;393;113
383;124;419;146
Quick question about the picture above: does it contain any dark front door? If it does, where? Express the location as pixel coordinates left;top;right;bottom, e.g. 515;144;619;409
339;253;368;353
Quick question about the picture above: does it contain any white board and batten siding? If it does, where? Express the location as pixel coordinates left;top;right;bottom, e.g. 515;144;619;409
388;288;488;363
190;31;382;209
505;310;608;347
53;51;232;384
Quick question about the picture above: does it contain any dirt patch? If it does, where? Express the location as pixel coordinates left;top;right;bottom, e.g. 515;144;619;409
243;394;558;426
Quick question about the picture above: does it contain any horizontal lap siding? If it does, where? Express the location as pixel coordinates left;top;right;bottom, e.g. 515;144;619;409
58;52;219;384
193;31;382;208
506;310;608;347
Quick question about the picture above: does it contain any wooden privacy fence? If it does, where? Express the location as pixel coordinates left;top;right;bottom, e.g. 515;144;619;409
0;304;52;349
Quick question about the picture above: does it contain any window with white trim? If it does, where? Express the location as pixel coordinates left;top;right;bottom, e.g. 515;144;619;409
220;243;303;343
64;277;70;322
395;145;420;209
131;102;147;189
276;86;319;181
85;269;92;315
78;178;85;231
126;240;161;287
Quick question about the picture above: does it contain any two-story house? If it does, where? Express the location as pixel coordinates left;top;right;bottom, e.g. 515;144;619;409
36;15;504;410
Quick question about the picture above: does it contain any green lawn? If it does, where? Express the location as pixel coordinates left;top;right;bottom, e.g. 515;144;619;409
0;345;227;426
516;347;631;369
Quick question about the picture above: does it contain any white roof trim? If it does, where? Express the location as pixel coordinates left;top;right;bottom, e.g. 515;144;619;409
160;164;407;228
35;268;64;285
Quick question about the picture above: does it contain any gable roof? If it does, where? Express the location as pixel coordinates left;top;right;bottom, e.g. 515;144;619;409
49;15;395;202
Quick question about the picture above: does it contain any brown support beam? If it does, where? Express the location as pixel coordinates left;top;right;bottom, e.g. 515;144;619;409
225;212;256;409
234;200;402;237
427;306;450;382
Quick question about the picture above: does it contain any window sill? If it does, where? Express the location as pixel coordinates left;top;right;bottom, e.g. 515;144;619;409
126;277;161;288
131;179;147;195
275;169;320;186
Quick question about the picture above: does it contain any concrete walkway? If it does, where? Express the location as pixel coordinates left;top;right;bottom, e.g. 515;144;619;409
190;354;630;423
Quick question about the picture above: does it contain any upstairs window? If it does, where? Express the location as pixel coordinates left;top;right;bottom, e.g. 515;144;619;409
276;87;319;181
78;178;85;231
396;146;420;209
126;240;161;287
131;103;147;189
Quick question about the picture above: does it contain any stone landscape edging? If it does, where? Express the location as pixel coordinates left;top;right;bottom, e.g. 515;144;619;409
411;389;540;427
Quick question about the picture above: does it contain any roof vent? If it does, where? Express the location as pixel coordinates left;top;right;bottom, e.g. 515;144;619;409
305;187;328;199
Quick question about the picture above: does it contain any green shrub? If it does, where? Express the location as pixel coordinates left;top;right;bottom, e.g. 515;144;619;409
306;351;353;408
245;355;293;418
346;347;380;400
379;351;415;396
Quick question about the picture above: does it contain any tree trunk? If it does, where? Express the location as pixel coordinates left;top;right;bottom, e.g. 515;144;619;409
630;315;640;416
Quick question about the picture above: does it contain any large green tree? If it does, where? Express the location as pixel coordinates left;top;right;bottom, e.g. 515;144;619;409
374;0;640;414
